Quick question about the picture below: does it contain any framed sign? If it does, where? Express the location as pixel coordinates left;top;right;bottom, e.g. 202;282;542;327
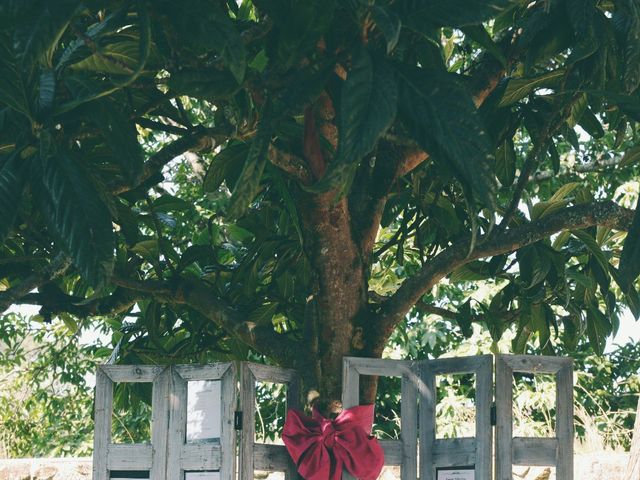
436;466;475;480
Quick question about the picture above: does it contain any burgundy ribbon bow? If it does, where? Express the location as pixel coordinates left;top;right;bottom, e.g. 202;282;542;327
282;405;385;480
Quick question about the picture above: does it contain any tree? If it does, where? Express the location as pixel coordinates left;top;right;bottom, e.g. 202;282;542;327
1;0;640;404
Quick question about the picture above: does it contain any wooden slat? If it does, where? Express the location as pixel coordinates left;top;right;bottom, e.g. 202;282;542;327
174;363;231;381
433;438;476;466
400;368;418;479
512;437;558;466
475;356;493;480
379;439;404;465
253;443;291;471
495;356;514;480
247;363;298;383
150;367;170;480
101;365;165;383
220;363;237;479
500;355;569;374
93;368;113;480
419;363;436;480
341;359;360;409
239;363;256;480
344;357;413;377
556;364;574;479
106;444;153;470
180;443;222;470
428;355;492;376
166;367;187;480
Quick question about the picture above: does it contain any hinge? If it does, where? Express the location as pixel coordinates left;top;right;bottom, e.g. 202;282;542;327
234;411;243;430
490;403;496;426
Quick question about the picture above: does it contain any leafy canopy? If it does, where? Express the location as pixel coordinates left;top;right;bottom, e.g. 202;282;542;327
0;0;639;372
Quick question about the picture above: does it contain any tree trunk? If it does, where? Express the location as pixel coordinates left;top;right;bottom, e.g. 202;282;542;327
625;396;640;479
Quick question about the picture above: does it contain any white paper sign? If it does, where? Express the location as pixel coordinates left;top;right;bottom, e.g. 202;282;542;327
437;468;475;480
186;380;221;441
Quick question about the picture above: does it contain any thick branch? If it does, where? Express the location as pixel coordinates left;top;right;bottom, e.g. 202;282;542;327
109;128;221;195
20;287;138;318
0;254;71;314
372;201;634;349
268;144;313;183
532;155;626;182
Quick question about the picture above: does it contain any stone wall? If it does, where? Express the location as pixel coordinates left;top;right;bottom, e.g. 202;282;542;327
0;453;630;480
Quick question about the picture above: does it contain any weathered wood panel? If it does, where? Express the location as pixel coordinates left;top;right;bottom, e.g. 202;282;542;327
167;364;236;479
342;357;418;480
238;362;300;480
495;355;573;480
94;364;235;480
93;365;167;480
418;355;493;480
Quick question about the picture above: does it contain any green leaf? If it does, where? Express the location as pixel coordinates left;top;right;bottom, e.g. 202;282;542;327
203;142;251;193
112;6;152;88
248;303;279;326
35;151;115;287
586;304;611;355
549;182;580;202
38;70;55;113
70;38;141;76
619;145;640;168
495;138;515;186
91;101;144;181
227;105;274;219
0;152;28;240
54;74;120;115
617;2;640;93
13;0;81;67
158;0;246;81
456;299;473;337
571;229;610;275
499;69;565;106
255;0;335;70
398;65;496;209
0;36;34;118
619;204;640;291
461;25;507;67
371;5;402;54
312;49;397;193
402;0;512;28
531;199;571;221
130;239;159;260
167;69;240;100
578;106;605;138
56;4;129;71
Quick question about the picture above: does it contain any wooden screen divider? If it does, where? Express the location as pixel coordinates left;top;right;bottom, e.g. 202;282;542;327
94;355;573;480
495;355;574;480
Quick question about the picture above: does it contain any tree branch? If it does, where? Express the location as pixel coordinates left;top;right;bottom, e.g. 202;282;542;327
371;201;634;349
532;155;627;182
109;128;222;195
0;254;71;315
268;144;313;183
